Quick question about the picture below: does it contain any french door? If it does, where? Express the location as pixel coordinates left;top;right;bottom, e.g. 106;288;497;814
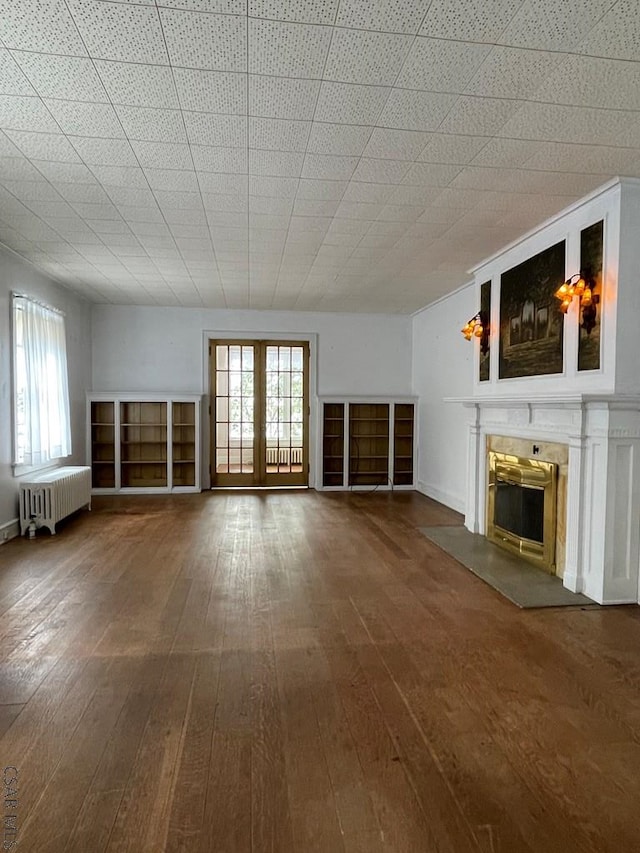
210;340;309;487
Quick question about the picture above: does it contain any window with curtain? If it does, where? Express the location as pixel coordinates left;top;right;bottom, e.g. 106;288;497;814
12;294;72;468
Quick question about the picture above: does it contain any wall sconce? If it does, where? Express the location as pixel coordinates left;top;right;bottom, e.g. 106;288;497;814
461;311;489;354
554;272;599;334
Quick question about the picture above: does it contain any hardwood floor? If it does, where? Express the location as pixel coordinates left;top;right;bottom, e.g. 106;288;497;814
0;490;639;852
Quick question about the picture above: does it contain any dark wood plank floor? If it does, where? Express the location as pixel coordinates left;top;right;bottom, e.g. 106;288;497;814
0;490;639;852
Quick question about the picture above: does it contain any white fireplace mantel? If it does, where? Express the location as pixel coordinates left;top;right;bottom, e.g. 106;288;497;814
446;394;640;605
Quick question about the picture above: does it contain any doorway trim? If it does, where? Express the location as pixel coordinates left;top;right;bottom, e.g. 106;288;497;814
201;330;318;489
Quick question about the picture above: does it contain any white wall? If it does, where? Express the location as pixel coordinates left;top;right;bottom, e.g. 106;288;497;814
91;305;413;396
0;246;91;533
412;284;474;513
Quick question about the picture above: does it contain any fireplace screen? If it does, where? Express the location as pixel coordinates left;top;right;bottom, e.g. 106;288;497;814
487;451;557;572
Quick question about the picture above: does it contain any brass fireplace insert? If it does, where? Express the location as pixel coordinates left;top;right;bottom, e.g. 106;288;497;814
487;451;557;573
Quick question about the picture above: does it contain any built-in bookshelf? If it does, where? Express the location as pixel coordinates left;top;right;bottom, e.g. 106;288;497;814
319;398;416;490
349;402;390;487
87;393;201;493
172;401;196;488
322;402;345;487
393;403;415;486
90;401;115;489
120;401;167;488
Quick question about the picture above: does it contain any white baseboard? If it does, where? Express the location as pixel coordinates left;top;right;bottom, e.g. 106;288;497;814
417;481;465;515
0;518;20;544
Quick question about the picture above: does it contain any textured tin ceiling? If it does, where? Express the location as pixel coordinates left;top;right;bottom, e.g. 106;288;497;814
0;0;637;312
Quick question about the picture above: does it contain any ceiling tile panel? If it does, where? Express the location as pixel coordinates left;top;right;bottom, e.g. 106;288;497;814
192;145;248;172
351;157;410;184
363;128;430;161
296;178;346;200
67;0;169;63
70;137;138;166
248;19;332;77
96;61;179;109
498;0;614;52
301;153;359;181
44;99;125;137
387;185;443;205
250;149;305;176
471;138;545;168
144;168;199;191
250;175;299;197
522;142;640;176
183;113;246;147
249;75;320;121
0;50;36;97
306;123;372;156
249;0;339;24
0;95;60;133
131;141;192;170
162;0;246;11
335;201;383;220
398;37;491;91
532;54;640;111
160;9;247;71
249;117;310;151
0;130;23;157
1;180;61;201
437;96;522;136
116;106;187;143
89;164;148;187
379;89;458;132
324;29;413;86
293;197;340;217
314;82;391;127
6;130;81;163
0;156;46;181
250;195;293;215
402;162;462;187
465;46;564;100
55;182;112;204
418;133;489;164
0;0;88;55
579;0;640;62
498;102;640;147
155;190;204;210
341;182;393;204
14;52;108;102
32;159;96;183
197;172;247;193
420;0;522;43
336;0;431;34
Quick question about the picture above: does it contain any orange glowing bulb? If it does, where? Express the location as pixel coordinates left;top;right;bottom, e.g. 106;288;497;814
474;323;484;337
559;298;572;314
574;277;586;296
581;286;592;307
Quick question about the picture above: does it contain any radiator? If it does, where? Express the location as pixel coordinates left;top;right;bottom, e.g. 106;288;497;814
265;447;303;466
19;466;91;536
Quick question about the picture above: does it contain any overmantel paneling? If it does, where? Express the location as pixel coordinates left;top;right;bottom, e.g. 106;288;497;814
468;178;628;399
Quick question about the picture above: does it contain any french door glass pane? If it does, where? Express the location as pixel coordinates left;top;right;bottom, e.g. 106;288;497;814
265;345;304;474
215;344;254;474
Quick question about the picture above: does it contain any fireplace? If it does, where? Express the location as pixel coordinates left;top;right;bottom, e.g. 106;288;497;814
487;451;557;573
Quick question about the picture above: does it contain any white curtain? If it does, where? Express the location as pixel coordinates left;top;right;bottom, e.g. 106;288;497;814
14;295;72;466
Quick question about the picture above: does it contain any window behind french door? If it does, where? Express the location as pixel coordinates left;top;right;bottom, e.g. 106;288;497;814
210;340;309;487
